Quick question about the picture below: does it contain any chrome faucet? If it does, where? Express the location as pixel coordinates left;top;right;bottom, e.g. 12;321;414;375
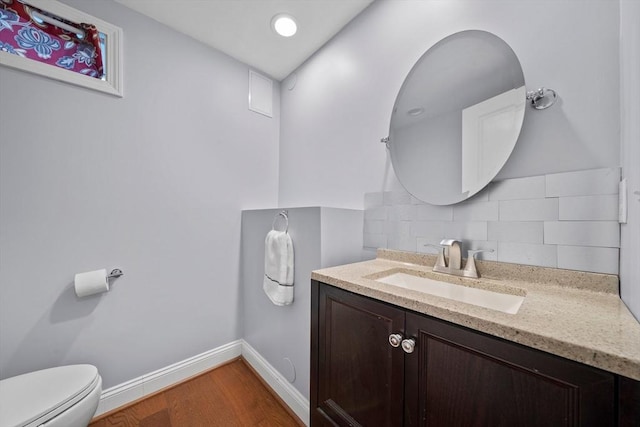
440;239;462;270
430;239;493;279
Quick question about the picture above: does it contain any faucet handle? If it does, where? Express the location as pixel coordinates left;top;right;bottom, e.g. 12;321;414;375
467;249;495;257
423;243;447;268
463;249;495;278
468;248;495;259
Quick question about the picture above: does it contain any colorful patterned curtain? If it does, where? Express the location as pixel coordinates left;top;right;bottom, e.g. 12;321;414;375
0;0;104;78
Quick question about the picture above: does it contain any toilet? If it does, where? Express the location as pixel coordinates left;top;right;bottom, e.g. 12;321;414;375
0;365;102;427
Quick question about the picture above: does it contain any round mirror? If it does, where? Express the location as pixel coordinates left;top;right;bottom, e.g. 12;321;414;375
388;30;526;205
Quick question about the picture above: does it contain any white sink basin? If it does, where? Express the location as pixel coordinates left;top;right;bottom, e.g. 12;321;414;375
376;272;524;314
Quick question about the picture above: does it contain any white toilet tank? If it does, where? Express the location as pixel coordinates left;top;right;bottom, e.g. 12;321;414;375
0;365;102;427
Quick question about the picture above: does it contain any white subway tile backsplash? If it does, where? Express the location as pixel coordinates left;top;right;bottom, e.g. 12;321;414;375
545;167;620;197
497;242;558;268
448;222;489;241
499;198;559;221
411;221;451;239
557;246;619;274
544;221;620;248
489;176;546;201
559;195;619;221
488;221;544;244
411;221;487;241
388;234;417;252
363;168;621;275
364;192;384;209
364;233;387;249
453;201;499;221
364;206;387;220
385;221;412;236
384;190;412;206
413;204;454;221
416;237;442;254
388;204;413;221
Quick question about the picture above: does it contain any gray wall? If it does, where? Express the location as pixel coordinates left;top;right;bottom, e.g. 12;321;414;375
278;0;638;317
0;0;280;387
278;0;620;208
241;207;365;399
365;168;621;275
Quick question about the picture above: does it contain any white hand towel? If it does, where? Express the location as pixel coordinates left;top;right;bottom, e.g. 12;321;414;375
263;230;294;305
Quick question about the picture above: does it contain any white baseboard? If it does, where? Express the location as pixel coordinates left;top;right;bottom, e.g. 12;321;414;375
241;341;310;425
95;340;242;417
92;339;310;426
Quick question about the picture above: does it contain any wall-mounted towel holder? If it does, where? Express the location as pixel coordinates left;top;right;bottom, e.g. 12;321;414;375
272;210;289;232
526;87;558;110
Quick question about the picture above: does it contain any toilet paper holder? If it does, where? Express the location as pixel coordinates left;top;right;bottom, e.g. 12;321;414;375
107;269;124;280
74;268;124;298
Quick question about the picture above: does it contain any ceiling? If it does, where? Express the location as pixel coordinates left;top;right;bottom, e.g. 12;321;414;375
114;0;375;81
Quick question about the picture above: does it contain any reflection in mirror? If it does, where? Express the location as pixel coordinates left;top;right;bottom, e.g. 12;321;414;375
388;30;525;205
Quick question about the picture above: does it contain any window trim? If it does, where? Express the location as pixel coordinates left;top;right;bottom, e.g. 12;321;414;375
0;0;123;97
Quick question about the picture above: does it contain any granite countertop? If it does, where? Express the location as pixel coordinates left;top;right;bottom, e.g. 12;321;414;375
311;249;640;381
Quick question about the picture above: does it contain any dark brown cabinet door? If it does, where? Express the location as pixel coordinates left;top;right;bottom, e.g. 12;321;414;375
312;281;405;427
404;312;616;427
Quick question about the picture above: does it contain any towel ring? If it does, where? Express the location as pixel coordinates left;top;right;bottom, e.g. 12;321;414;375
272;210;289;232
526;87;558;110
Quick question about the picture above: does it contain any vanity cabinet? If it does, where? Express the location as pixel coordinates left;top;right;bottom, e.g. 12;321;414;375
312;280;405;426
311;280;638;427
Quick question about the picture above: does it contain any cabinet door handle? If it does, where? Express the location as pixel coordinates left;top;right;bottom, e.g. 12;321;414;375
401;338;416;354
389;333;403;348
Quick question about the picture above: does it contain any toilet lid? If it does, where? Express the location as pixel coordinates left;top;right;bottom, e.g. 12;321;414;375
0;365;99;427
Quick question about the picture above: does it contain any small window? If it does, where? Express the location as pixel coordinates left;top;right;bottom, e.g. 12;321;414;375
0;0;123;96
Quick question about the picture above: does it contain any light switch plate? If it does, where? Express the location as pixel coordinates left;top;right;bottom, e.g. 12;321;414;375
619;179;627;224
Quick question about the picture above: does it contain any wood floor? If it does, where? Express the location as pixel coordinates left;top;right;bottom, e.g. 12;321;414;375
89;359;302;427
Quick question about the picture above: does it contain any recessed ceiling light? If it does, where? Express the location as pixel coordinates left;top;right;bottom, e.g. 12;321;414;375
271;14;297;37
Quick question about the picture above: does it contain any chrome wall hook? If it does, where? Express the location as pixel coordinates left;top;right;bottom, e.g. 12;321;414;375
526;87;558;110
271;210;289;232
